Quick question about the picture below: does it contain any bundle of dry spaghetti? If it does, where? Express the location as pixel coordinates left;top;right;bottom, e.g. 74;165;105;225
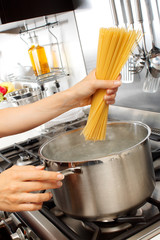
82;27;141;141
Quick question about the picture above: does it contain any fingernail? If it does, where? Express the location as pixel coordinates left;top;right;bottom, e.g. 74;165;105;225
117;74;122;80
103;95;108;101
57;174;64;180
106;89;111;94
49;192;53;198
106;101;114;105
35;165;45;170
57;181;63;187
114;80;121;86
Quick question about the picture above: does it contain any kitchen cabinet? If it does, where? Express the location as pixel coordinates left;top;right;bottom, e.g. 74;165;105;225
0;0;75;24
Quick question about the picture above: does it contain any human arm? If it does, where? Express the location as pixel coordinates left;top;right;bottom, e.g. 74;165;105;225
0;70;121;137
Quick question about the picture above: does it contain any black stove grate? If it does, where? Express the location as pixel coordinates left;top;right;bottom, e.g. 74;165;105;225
38;197;160;240
0;138;43;172
40;198;160;240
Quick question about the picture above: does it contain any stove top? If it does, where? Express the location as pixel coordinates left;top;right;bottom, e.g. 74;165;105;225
0;118;87;171
0;118;160;240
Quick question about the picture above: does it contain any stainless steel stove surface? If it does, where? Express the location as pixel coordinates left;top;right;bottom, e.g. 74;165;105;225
0;118;160;240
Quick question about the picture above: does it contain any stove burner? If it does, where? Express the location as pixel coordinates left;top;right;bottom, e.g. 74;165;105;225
16;153;34;166
94;222;132;233
50;206;64;217
84;208;143;234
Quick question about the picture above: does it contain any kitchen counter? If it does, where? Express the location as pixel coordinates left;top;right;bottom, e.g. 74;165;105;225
0;107;86;150
0;127;41;150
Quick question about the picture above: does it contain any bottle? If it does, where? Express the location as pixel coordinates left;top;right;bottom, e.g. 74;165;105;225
51;47;59;68
33;34;50;76
28;36;38;76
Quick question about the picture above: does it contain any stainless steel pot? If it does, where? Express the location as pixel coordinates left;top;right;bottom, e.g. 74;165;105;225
6;87;43;106
39;121;155;221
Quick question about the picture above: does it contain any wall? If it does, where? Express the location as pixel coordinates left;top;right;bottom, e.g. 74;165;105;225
0;11;86;93
74;0;160;113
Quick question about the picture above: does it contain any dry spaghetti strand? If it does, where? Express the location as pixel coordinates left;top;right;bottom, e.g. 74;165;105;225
82;27;141;141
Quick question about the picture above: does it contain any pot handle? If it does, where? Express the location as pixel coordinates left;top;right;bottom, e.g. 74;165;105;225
60;167;82;177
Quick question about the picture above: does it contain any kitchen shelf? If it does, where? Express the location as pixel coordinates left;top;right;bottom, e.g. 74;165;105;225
8;69;69;85
36;69;69;84
19;20;59;35
18;18;69;86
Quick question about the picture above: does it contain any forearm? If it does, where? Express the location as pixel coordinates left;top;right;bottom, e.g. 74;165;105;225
0;90;76;137
0;70;121;138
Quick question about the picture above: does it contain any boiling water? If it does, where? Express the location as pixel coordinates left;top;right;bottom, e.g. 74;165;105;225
41;123;148;163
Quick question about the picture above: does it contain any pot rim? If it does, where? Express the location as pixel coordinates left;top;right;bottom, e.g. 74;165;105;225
38;121;151;163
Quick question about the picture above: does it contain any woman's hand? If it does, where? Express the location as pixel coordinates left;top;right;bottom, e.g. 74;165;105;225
0;165;64;212
66;69;122;107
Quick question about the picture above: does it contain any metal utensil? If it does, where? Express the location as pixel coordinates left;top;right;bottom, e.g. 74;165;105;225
144;0;160;78
135;0;159;93
143;71;160;93
126;0;143;53
120;0;133;83
110;0;126;82
109;0;119;27
135;0;147;53
120;0;127;28
110;0;133;83
125;0;146;74
155;0;160;23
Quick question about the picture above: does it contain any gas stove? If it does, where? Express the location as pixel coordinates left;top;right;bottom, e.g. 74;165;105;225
0;118;160;240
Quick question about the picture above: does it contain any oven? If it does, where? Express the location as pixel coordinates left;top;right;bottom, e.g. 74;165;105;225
0;117;160;240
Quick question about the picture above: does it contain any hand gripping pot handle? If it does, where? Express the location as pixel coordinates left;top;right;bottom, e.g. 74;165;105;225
60;167;82;177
